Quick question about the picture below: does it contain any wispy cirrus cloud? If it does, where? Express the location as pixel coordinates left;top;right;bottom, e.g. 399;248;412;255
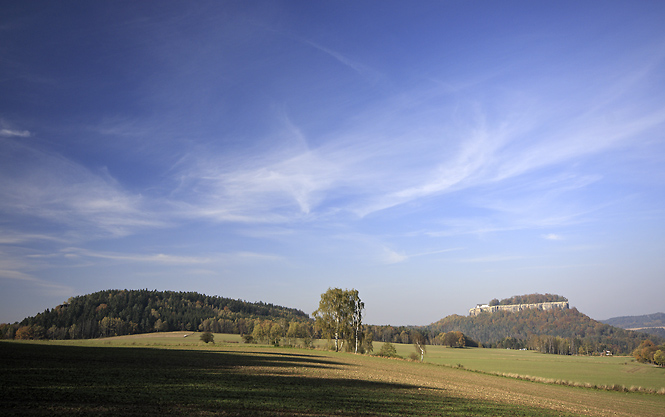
382;246;463;264
0;268;73;296
304;40;385;83
60;247;283;266
0;138;166;239
457;254;525;263
169;80;664;229
85;38;659;238
0;231;70;245
173;148;345;223
542;234;564;241
61;247;213;265
0;119;32;138
0;249;73;294
5;41;659;246
170;111;361;223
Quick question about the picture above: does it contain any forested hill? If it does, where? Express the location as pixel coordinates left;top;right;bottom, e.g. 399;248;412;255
602;313;665;338
8;289;310;339
426;307;663;355
602;312;665;329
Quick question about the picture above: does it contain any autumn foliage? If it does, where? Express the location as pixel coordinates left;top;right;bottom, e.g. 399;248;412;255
632;339;665;365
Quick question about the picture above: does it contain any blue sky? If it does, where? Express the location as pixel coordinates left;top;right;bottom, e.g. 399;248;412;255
1;1;664;326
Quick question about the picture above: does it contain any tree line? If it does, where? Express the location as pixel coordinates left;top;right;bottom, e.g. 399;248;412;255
243;318;316;348
361;324;477;347
488;293;568;306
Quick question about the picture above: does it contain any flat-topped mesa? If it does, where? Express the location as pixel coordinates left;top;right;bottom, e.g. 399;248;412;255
469;301;569;317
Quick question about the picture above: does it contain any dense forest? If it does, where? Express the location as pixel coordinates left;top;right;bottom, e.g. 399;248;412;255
488;293;568;306
426;306;662;354
0;289;310;340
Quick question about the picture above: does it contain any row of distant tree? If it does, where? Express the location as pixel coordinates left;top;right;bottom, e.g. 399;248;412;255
488;293;568;306
492;334;613;355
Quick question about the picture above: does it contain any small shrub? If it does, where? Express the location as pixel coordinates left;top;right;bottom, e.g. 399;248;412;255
302;336;313;349
376;342;400;358
200;332;214;344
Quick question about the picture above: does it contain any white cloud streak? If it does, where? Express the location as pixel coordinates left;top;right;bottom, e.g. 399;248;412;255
304;40;384;83
0;250;73;295
0;138;165;239
383;246;464;264
0;129;31;137
0;231;70;245
61;247;283;266
543;234;564;241
457;255;525;263
0;269;71;294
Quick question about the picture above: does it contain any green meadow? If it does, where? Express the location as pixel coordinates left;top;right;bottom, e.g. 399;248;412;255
385;342;665;393
2;333;664;416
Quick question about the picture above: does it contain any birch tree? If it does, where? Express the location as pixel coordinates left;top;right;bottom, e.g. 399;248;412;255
313;288;348;351
412;330;427;361
313;288;364;353
348;289;364;354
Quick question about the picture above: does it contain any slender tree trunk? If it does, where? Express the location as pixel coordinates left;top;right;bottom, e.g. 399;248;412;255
334;316;339;352
354;325;358;354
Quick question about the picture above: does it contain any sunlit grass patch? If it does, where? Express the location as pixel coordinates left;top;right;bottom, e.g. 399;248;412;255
402;342;665;392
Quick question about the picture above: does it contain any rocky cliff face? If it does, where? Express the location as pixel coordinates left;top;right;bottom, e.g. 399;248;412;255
469;301;569;317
